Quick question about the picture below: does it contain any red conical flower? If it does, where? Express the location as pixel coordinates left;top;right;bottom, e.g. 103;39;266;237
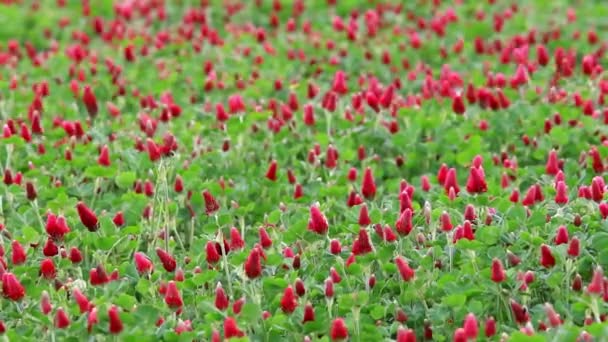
76;202;99;231
164;281;183;309
40;290;52;315
395;208;413;236
554;225;569;245
587;266;604;295
156;248;177;272
330;318;349;341
228;227;244;250
463;313;478;339
244;248;262;279
134;252;154;275
265;160;278;181
40;258;56;279
108;305;123;334
510;299;530;324
308;205;329;234
203;190;220;215
206;241;221;264
87;307;98;333
395;256;415;281
540;244;556;268
98;145;110;166
11;240;26;265
361;167;376;199
555;181;568;204
223;317;245;339
280;285;298;314
215;283;229;310
302;302;315;323
546;149;559;175
452;95;466;115
72;288;90;313
567;237;580;257
466;167;487;193
443;168;460;195
352;228;373;255
55;307;70;329
358;203;371;226
397;326;417;342
2;272;24;301
83;85;98;117
491;258;506;283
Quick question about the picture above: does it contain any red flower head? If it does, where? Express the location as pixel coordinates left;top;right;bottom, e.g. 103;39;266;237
11;240;26;265
2;272;24;301
302;303;315;323
46;213;70;240
330;317;349;341
223;317;245;339
352;228;373;255
326;145;339;168
134;252;154;275
308;205;329;234
259;227;272;249
463;313;478;340
98;145;110;166
280;285;298;314
229;227;245;250
332;70;348;95
40;290;52;315
491;258;506;283
55;307;70;329
89;265;110;286
484;317;496;337
76;202;99;231
146;138;161;162
203;190;220;215
453;328;466;342
452;95;466;115
215;283;229;310
546;149;560;175
358;203;371;226
395;256;415;281
69;247;83;264
43;237;58;257
540;244;556;268
87;307;98;333
164;281;183;309
587;266;604;295
265;160;278;181
40;258;56;279
361;167;377;199
396;326;416;342
554;225;569;245
72;288;90;313
83;85;98;117
244;247;262;279
113;211;124;227
108;305;124;334
206;241;221;264
156;248;177;272
466;167;487;193
555;181;568;204
440;211;453;232
443;168;460;195
568;237;580;257
325;278;334;298
510;299;530;324
395;208;413;236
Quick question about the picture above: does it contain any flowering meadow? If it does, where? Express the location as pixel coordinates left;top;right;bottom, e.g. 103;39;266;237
1;0;608;341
